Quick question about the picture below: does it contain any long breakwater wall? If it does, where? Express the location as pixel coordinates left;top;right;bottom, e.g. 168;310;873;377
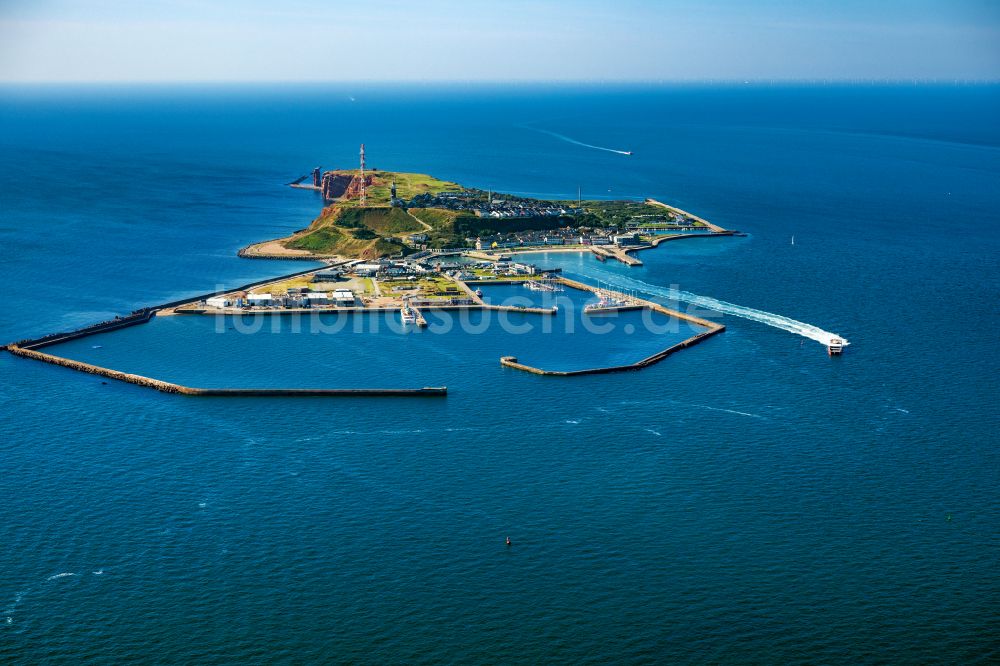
7;344;446;397
6;264;446;397
498;277;725;376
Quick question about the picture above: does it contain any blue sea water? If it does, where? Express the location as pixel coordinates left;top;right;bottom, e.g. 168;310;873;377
1;84;998;663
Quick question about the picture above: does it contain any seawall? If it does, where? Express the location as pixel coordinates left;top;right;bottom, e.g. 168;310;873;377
497;277;725;376
6;264;449;397
500;326;724;377
7;345;446;397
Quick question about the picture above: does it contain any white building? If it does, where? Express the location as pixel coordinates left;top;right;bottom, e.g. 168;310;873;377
304;293;332;306
246;293;273;306
333;289;356;306
613;234;641;246
206;296;232;309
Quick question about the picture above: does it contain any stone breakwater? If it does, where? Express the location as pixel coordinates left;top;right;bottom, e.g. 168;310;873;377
498;277;725;376
7;344;186;393
13;308;157;351
7;344;447;397
5;265;447;397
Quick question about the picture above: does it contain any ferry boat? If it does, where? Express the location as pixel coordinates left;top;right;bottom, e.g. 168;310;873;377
400;303;417;325
827;337;845;356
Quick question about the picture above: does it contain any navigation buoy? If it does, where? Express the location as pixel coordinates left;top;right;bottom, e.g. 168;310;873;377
506;536;511;546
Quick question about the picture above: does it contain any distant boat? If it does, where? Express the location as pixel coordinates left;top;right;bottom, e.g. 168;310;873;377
624;151;633;156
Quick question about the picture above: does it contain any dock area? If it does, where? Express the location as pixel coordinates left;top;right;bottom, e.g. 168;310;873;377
4;265;452;397
590;245;644;266
498;276;725;376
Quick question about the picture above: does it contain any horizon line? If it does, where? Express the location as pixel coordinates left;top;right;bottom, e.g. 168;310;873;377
2;78;998;86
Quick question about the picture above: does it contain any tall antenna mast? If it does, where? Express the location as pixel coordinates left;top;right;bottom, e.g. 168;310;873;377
359;143;367;206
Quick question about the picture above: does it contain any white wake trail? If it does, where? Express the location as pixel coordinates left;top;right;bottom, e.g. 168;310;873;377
530;127;631;155
584;269;849;347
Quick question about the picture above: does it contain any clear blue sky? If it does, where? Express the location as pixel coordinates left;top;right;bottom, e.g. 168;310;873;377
1;0;998;82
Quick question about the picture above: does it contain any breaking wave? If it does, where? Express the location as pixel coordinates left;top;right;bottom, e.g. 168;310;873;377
47;573;76;580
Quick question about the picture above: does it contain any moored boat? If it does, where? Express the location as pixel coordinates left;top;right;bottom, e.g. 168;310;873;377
524;280;564;292
584;291;628;313
400;300;417;325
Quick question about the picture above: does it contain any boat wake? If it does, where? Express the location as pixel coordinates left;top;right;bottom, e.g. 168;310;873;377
528;127;632;156
47;572;77;581
582;269;849;347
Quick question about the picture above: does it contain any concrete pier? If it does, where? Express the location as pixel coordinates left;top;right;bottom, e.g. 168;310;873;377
7;344;446;397
497;277;725;376
6;265;449;398
499;324;724;376
590;245;643;266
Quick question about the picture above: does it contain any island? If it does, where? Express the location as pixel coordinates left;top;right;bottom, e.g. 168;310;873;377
242;162;736;262
5;148;739;395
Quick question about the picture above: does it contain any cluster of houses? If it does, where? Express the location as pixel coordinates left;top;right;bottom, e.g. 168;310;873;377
205;287;357;310
473;229;641;250
201;251;563;312
443;258;544;281
624;212;701;230
399;191;580;219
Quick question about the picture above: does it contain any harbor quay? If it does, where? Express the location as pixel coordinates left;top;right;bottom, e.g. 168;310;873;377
5;255;723;395
7;161;742;395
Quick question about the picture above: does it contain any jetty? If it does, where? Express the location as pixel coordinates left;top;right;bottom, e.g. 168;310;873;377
5;266;449;397
590;245;643;266
498;277;725;376
6;343;445;397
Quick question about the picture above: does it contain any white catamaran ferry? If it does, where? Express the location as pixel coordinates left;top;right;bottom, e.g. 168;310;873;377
827;337;845;356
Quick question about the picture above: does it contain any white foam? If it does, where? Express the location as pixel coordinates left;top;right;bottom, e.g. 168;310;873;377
47;572;76;580
692;403;766;419
565;419;580;424
584;269;849;347
92;569;104;575
644;428;662;436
